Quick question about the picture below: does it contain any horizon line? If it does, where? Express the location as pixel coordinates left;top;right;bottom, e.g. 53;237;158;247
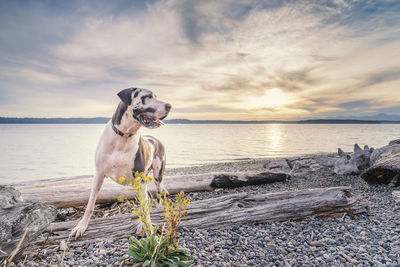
1;117;400;124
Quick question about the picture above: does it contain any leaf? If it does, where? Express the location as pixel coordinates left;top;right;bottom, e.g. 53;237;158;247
129;237;141;247
160;258;178;267
177;259;194;267
127;249;143;261
143;259;151;267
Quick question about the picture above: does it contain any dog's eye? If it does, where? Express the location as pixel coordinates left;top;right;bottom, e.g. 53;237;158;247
149;95;153;99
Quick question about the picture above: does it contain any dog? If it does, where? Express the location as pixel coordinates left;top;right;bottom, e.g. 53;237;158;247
70;87;171;238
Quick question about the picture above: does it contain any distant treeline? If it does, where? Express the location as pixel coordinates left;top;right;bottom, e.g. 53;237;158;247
0;117;109;124
1;117;400;124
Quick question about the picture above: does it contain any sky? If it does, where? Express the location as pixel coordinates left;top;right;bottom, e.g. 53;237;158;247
0;0;399;120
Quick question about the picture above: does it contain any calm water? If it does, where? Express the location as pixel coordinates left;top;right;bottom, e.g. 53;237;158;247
0;123;399;184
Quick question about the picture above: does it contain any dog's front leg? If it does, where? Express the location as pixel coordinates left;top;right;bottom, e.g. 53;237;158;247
70;173;104;239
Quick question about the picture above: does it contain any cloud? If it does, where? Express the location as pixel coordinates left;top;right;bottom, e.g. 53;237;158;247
337;100;374;109
0;0;399;119
358;67;400;88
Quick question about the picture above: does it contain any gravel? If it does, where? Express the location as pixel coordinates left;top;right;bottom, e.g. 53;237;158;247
11;156;400;267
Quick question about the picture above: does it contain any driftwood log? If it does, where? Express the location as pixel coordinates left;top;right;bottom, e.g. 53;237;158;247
334;144;373;175
27;186;368;251
335;139;400;186
361;144;400;185
0;186;56;261
15;172;290;208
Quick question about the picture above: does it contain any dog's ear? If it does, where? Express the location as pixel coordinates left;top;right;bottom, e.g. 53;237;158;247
117;88;136;105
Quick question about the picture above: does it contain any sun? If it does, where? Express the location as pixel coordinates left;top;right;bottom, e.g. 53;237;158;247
246;89;293;109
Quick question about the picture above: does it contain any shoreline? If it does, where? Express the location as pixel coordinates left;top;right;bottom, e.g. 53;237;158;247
6;153;336;187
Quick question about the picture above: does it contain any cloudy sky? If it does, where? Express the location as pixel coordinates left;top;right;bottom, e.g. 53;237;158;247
0;0;399;120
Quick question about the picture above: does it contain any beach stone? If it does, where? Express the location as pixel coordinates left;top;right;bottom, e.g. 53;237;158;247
392;191;400;204
0;186;57;260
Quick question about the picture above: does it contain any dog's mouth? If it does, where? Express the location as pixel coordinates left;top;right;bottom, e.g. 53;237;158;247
138;114;164;129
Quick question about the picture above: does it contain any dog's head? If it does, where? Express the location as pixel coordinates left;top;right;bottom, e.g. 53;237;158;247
117;87;171;129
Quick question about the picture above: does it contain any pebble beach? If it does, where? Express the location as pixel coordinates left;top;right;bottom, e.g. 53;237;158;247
13;158;400;267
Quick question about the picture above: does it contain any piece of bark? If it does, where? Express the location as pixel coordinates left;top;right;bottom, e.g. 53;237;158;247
26;186;368;251
15;171;289;208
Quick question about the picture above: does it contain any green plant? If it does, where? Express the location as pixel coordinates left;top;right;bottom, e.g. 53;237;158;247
120;172;193;266
127;226;193;267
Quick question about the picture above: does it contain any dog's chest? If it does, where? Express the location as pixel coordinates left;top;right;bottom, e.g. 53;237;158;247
97;136;139;180
106;150;134;178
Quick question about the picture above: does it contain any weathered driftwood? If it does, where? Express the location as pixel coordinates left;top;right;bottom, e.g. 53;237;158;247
361;144;400;185
334;144;374;175
263;158;292;173
334;139;400;185
289;155;336;177
15;171;290;208
0;186;56;260
210;172;289;188
28;186;368;250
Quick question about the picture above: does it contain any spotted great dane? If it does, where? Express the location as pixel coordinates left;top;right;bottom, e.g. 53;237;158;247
70;87;171;238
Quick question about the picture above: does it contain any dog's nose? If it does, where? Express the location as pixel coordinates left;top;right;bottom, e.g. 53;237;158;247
165;103;171;112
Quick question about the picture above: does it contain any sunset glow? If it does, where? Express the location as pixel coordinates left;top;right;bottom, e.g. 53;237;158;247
246;89;294;109
0;1;399;120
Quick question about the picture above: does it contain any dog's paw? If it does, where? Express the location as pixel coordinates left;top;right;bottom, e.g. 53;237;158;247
69;221;88;240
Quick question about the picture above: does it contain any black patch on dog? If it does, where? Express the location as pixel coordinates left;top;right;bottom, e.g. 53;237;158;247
118;88;136;106
134;89;141;98
210;172;289;188
141;94;152;105
158;160;166;183
142;107;156;114
133;140;146;173
112;102;128;125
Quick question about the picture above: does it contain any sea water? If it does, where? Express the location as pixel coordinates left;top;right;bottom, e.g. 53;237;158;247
0;123;399;184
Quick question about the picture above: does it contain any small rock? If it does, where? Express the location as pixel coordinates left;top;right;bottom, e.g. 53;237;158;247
310;241;324;247
393;191;400;204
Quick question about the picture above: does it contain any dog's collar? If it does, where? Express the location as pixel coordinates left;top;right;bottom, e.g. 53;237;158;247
111;124;140;138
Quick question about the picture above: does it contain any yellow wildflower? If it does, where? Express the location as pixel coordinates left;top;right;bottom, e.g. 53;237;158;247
118;176;127;184
117;194;126;203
